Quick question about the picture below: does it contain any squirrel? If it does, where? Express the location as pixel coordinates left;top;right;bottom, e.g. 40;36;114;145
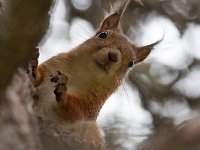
30;0;160;124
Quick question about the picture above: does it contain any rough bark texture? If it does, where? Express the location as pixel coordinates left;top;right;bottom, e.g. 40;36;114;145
0;69;40;150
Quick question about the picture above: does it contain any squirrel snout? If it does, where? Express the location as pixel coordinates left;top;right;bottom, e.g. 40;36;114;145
94;49;121;72
108;51;118;62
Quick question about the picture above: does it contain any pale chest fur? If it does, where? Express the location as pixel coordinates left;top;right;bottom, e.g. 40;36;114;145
34;75;61;122
34;49;122;122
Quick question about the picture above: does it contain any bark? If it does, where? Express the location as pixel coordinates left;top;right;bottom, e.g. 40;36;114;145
0;0;6;15
0;0;52;149
0;0;52;95
139;117;200;150
0;69;40;150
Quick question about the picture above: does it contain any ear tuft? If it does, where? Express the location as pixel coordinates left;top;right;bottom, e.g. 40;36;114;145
98;0;131;31
110;0;131;17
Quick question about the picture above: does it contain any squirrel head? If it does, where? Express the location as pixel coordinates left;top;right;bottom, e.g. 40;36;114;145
69;0;160;85
78;0;160;78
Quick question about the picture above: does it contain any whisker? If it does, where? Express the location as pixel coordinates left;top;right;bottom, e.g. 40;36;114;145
122;81;129;102
70;34;87;42
76;22;93;38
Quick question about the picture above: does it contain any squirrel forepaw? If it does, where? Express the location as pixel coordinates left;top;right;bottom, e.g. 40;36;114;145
50;71;68;102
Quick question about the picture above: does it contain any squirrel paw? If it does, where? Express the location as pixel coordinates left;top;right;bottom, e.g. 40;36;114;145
28;48;39;79
50;71;68;102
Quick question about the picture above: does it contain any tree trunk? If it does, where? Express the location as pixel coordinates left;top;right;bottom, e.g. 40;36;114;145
0;0;52;96
0;0;52;149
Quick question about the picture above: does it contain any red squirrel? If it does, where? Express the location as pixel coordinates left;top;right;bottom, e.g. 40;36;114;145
30;0;160;123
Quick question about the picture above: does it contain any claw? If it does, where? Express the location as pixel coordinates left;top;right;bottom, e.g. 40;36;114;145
50;71;68;102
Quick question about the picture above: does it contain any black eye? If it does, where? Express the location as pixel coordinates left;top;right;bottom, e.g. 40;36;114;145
98;31;108;39
128;61;134;68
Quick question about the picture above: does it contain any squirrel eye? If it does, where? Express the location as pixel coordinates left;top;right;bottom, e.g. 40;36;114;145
98;31;108;39
128;61;134;68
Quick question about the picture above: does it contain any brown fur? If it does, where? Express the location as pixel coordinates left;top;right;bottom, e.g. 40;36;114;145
33;0;159;123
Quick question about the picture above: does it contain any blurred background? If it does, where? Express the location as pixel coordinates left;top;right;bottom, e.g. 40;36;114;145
38;0;200;149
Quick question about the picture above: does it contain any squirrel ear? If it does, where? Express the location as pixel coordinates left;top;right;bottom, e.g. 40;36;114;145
99;13;120;31
134;40;161;64
99;0;131;31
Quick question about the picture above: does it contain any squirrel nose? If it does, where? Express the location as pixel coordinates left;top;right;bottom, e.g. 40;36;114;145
108;51;118;62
